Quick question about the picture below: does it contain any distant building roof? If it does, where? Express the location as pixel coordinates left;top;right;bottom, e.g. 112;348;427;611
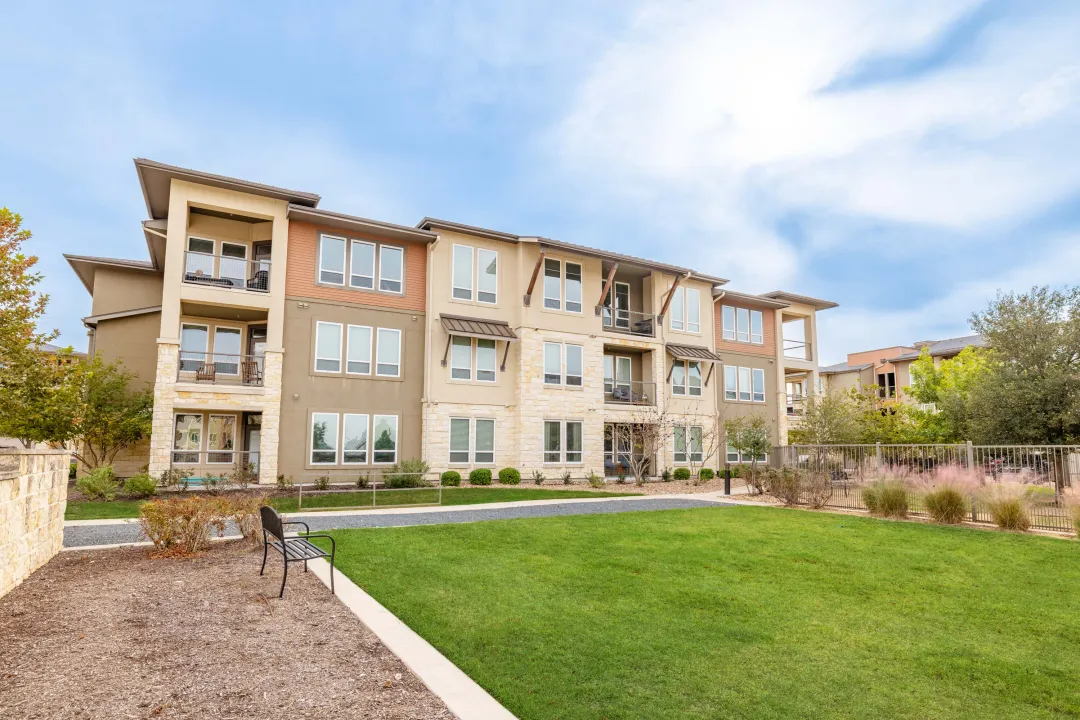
888;334;985;362
819;361;873;374
39;343;87;358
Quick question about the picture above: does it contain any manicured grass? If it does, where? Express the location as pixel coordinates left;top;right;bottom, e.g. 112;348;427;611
63;487;638;520
321;506;1080;720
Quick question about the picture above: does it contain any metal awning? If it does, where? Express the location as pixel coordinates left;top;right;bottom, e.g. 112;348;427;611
666;343;723;363
440;314;517;341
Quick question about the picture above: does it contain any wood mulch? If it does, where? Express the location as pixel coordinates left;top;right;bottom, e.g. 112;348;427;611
0;542;452;719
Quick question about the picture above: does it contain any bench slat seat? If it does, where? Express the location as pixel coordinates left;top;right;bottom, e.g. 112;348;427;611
259;505;336;598
272;539;329;561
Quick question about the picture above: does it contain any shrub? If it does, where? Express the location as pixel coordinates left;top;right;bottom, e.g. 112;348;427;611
1062;488;1080;537
230;460;257;489
158;468;192;491
470;468;493;486
699;468;715;481
76;466;119;501
217;492;267;545
765;468;801;506
139;496;227;557
356;472;370;489
802;471;833;509
385;458;430;488
201;473;230;496
981;483;1031;531
615;467;627;484
441;470;462;487
313;476;331;491
863;479;909;518
122;471;157;499
498;467;522;485
587;470;605;488
661;468;672;482
917;465;978;524
69;461;77;479
276;474;294;491
532;470;545;485
673;467;691;481
561;470;572;486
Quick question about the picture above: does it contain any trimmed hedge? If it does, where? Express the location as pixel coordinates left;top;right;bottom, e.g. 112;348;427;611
469;468;493;486
441;470;462;487
498;467;521;485
673;467;691;481
699;468;715;481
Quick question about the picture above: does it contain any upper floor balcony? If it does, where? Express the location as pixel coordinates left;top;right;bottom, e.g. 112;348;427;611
599;263;656;339
184;246;271;293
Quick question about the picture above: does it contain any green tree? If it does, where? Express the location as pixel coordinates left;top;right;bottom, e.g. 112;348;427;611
725;414;772;492
0;348;67;447
788;391;860;444
908;345;988;442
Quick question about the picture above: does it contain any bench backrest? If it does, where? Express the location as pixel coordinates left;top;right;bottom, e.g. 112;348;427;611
260;505;284;541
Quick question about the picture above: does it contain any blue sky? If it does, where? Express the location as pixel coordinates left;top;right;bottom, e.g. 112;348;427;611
3;1;1079;364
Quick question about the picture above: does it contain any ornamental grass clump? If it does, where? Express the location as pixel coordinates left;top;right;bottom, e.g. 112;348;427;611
980;482;1032;532
863;471;910;519
918;465;979;525
1062;488;1080;537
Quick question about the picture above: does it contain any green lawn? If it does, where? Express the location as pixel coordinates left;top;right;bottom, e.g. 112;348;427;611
63;487;638;520
320;506;1080;720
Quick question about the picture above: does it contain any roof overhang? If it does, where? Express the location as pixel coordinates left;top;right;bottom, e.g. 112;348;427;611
666;343;723;363
291;206;436;243
762;291;838;311
134;158;320;220
65;254;161;294
417;217;520;243
537;237;729;286
819;363;873;375
712;288;790;309
439;314;518;341
82;305;162;327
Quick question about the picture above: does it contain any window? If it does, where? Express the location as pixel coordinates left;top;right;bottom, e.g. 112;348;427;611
449;418;471;463
475;419;495;463
750;310;763;344
738;367;752;402
544;421;582;464
476;339;496;382
544;421;561;463
346;325;372;375
736;308;750;343
566;422;583;463
543;259;561;310
690;426;703;462
450;336;472;380
319;236;346;285
314;322;342;373
310;413;338;464
350;241;375;289
450;418;495;464
724;365;738;401
173;414;202;463
371;415;398;464
565;344;583;387
186;237;214;277
686;288;701;333
342;414;369;464
452;245;473;300
878;372;896;398
544;342;562;384
477;249;498;304
728;443;767;464
688;362;702;396
727;443;740;463
673;426;687;463
671;361;686;395
722;305;736;341
379;245;404;293
376;328;401;377
670;285;685;330
565;263;582;313
752;368;765;403
179;323;208;372
219;243;247;287
213;327;241;375
206;415;236;464
671;360;703;396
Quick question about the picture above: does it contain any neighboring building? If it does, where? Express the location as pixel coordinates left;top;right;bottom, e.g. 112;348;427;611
66;159;836;482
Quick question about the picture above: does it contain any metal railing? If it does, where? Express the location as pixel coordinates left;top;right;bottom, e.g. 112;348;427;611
168;449;260;476
183;251;271;292
602;308;656;337
786;393;809;416
177;352;264;386
604;381;657;406
783;339;811;361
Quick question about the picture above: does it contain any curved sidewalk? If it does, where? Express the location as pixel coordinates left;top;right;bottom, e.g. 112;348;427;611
63;494;733;548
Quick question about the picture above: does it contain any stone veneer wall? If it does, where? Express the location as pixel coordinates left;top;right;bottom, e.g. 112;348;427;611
0;449;69;599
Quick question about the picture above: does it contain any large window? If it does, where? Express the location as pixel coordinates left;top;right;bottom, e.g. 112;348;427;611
452;245;473;300
671;360;703;396
565;344;583;387
728;444;768;464
542;259;582;313
750;311;763;344
450;336;472;380
350;240;375;289
673;426;687;463
376;328;401;377
544;420;583;464
179;323;208;372
477;249;498;304
752;368;765;403
543;259;561;310
379;246;404;293
544;342;582;386
670;286;685;331
319;236;346;285
669;287;701;333
342;414;369;464
476;339;496;382
690;426;703;462
185;237;215;277
206;415;236;464
173;414;202;464
544;421;561;462
738;367;752;402
450;417;496;464
724;365;765;403
722;306;765;345
544;342;562;384
452;245;498;304
213;327;241;375
737;308;750;343
315;322;343;373
310;412;338;464
371;415;398;464
346;325;372;375
565;263;582;313
722;306;736;341
672;361;686;396
724;365;738;401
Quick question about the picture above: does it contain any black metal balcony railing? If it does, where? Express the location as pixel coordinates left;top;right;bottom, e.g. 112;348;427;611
602;308;655;337
177;352;264;386
604;381;657;406
183;251;271;292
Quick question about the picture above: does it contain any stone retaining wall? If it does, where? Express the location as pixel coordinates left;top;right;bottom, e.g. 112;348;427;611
0;449;69;598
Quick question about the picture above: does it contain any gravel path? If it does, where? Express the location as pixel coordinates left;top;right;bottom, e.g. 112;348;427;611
64;496;728;548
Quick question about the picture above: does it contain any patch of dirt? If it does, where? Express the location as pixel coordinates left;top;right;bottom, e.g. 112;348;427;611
0;542;452;719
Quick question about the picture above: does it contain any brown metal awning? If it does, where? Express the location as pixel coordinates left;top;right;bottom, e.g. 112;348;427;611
666;343;723;363
440;314;518;341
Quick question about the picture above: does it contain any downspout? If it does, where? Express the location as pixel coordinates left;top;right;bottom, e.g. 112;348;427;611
422;235;439;464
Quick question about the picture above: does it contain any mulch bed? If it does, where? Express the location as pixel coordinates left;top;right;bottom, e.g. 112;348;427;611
0;542;452;719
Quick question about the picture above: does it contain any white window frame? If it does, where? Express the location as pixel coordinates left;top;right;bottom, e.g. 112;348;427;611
474;418;496;464
342;413;369;465
752;368;766;403
671;360;687;396
318;235;347;286
452;244;474;301
350;240;376;289
686;288;701;333
543;342;562;385
185;236;216;278
543;420;583;464
724;365;738;401
314;321;343;374
750;310;764;345
212;325;243;376
172;413;204;464
371;414;399;465
450;336;472;381
378;245;405;294
476;339;497;383
689;426;704;462
543;258;562;310
737;308;750;343
310;412;339;466
346;325;373;376
376;328;402;378
543;420;562;463
564;262;583;314
722;305;736;341
670;286;686;331
449;417;472;464
738;366;752;402
179;322;209;372
477;248;498;304
564;344;583;387
688;361;703;397
673;426;687;463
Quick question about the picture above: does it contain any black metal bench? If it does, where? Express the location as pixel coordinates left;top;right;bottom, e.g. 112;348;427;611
259;505;336;598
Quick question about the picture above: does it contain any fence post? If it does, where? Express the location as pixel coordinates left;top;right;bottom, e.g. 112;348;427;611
875;442;882;472
723;463;731;495
965;440;974;470
298;482;303;510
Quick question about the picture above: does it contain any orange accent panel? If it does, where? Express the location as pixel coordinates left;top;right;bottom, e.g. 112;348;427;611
714;303;776;358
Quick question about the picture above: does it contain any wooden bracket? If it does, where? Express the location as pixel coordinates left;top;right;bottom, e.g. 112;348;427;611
440;334;453;367
657;273;687;324
667;358;679;382
500;340;511;372
522;249;546;306
705;362;715;387
595;262;619;316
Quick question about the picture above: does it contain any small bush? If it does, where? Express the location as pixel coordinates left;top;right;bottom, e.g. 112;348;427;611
139;496;227;557
661;468;672;482
158;468;192;491
699;468;715;481
673;467;691;481
561;470;572;486
981;483;1031;531
76;466;119;501
313;476;331;491
765;468;801;506
924;487;970;524
863;479;909;518
276;474;294;491
122;471;157;499
69;461;77;479
532;470;545;485
498;467;522;485
230;460;257;489
470;468;493;486
441;470;462;487
385;458;430;488
217;492;267;545
615;467;627;484
356;472;370;489
587;470;605;489
201;473;230;496
803;471;833;509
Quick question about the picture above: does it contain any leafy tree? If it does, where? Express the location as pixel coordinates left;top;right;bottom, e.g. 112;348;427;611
848;387;921;444
1;207;57;380
788;390;860;444
0;348;67;447
725;414;772;492
908;345;988;442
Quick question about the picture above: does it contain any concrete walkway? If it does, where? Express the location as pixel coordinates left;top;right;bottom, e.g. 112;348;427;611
63;494;734;548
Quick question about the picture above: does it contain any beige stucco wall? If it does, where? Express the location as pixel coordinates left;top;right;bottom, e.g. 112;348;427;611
92;312;161;386
0;450;69;599
717;351;782;448
91;268;164;317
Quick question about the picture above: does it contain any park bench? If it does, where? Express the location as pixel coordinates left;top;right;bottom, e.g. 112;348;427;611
259;506;336;598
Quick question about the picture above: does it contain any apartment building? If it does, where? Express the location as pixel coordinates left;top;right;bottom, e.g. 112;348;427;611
67;159;835;482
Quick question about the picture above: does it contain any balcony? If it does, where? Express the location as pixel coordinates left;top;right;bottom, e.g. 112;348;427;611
184;251;271;293
601;308;655;338
177;352;264;386
783;339;812;361
786;393;808;416
604;380;657;406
